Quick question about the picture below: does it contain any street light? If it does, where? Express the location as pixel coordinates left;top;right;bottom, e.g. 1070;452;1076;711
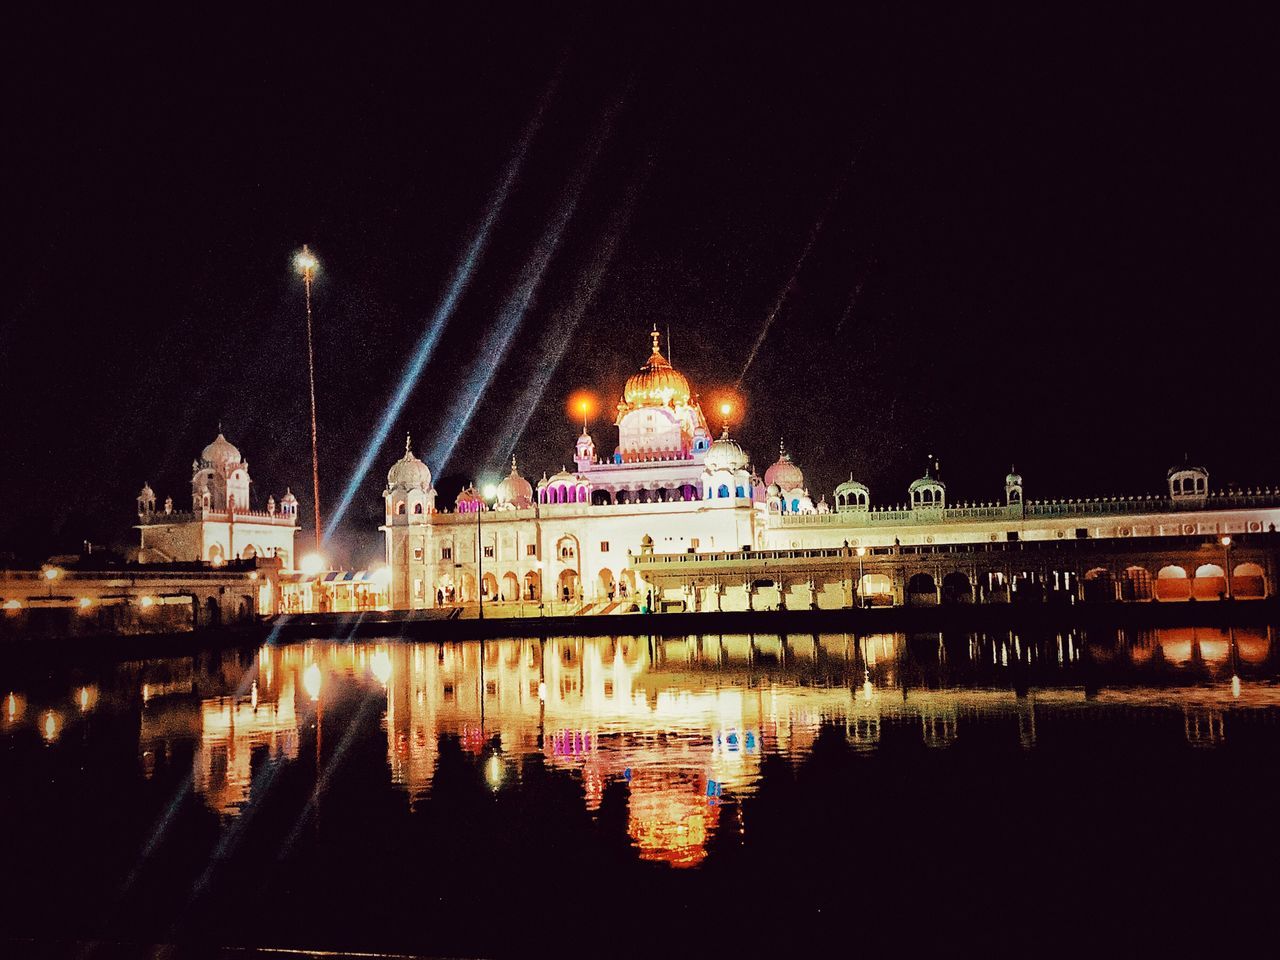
477;483;498;620
294;244;323;553
1220;535;1233;600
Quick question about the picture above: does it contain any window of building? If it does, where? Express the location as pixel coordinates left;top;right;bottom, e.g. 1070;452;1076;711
1007;531;1019;542
483;545;495;559
600;541;609;552
690;538;700;550
396;502;406;515
412;547;423;561
441;546;453;560
526;544;537;557
413;503;424;515
413;578;424;597
560;545;575;559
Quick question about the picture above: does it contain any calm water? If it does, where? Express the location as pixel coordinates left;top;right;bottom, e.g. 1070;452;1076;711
4;627;1280;958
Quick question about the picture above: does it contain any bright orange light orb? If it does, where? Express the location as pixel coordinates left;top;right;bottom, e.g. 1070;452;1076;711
566;390;600;425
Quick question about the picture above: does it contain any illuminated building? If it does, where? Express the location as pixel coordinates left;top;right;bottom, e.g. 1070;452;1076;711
134;431;299;568
382;331;1279;613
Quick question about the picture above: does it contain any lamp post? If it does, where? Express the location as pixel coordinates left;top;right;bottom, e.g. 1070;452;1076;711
294;245;323;552
856;547;866;608
1221;536;1233;600
477;484;498;619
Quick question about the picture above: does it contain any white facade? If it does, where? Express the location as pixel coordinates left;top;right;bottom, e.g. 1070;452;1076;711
135;432;299;566
382;334;1280;613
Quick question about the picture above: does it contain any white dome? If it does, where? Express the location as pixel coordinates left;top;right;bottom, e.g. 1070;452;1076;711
835;476;869;498
764;440;804;490
387;435;433;491
495;457;533;508
704;428;748;472
201;432;242;467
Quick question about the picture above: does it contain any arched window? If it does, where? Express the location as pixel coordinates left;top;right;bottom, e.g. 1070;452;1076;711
718;484;730;499
791;498;800;512
735;485;746;498
413;502;424;515
396;502;406;515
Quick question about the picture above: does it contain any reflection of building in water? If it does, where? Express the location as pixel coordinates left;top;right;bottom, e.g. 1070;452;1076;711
194;675;299;816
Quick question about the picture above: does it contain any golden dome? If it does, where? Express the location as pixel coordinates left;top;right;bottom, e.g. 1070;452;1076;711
623;328;691;408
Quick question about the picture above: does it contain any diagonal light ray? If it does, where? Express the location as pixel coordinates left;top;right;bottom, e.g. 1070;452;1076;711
427;95;627;478
322;67;565;544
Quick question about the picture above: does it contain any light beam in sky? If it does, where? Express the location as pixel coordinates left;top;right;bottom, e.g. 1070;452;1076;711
428;93;629;477
322;65;564;543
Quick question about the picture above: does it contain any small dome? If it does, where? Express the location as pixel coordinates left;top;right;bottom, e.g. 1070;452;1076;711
835;476;869;498
1006;465;1023;487
456;482;484;512
623;328;691;408
767;482;781;498
495;457;534;508
201;432;242;467
281;488;298;505
908;474;945;495
704;428;748;472
387;435;433;491
139;482;155;498
764;440;804;490
817;495;830;514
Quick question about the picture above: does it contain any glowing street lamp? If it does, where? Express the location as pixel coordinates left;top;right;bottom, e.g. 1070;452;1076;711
1221;535;1233;599
300;552;327;576
477;483;498;620
295;244;323;553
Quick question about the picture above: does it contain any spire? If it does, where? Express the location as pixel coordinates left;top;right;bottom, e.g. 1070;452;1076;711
778;438;788;460
511;455;519;474
650;324;661;355
405;433;413;455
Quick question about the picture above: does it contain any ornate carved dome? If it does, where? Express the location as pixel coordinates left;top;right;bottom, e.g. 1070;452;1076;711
704;428;748;473
623;328;691;408
763;439;805;490
455;482;484;512
835;476;869;499
386;435;433;491
200;432;242;467
495;457;534;508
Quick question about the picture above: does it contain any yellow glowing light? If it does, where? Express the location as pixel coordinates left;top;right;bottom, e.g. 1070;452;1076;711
139;595;155;609
248;571;259;581
566;390;599;425
42;711;59;742
1220;536;1232;547
371;649;392;686
2;600;20;610
371;566;391;587
856;547;867;557
1232;674;1241;699
78;687;91;712
43;566;61;581
720;403;731;417
303;662;323;701
486;754;503;788
6;693;16;720
210;556;225;567
538;681;547;702
300;553;326;576
482;483;498;501
294;246;319;276
78;597;93;609
862;675;874;702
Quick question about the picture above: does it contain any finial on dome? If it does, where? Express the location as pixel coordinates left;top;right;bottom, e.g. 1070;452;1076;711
405;433;413;454
779;438;788;460
650;324;661;355
512;455;518;472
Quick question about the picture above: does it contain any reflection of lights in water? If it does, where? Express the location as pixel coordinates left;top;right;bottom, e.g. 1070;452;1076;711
78;687;93;712
42;711;59;743
78;597;93;609
486;754;503;788
538;681;547;702
251;681;258;709
862;672;873;702
303;663;323;701
142;683;151;703
371;649;392;685
1232;675;1241;699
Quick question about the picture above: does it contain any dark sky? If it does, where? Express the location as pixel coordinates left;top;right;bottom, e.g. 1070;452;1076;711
3;9;1277;565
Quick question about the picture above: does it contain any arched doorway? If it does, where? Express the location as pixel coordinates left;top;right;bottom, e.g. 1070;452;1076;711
523;570;541;601
1192;564;1225;600
1154;565;1190;601
906;573;937;606
557;569;580;605
241;544;257;560
502;572;520;601
618;568;636;600
481;572;499;601
1083;568;1114;602
1122;566;1153;601
204;596;220;627
1233;563;1266;599
941;571;972;603
459;573;478;603
597;567;615;600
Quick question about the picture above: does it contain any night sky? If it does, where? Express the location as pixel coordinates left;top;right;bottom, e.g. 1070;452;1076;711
3;9;1277;566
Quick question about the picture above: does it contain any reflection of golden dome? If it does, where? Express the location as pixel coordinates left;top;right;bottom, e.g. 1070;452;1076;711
623;328;691;408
